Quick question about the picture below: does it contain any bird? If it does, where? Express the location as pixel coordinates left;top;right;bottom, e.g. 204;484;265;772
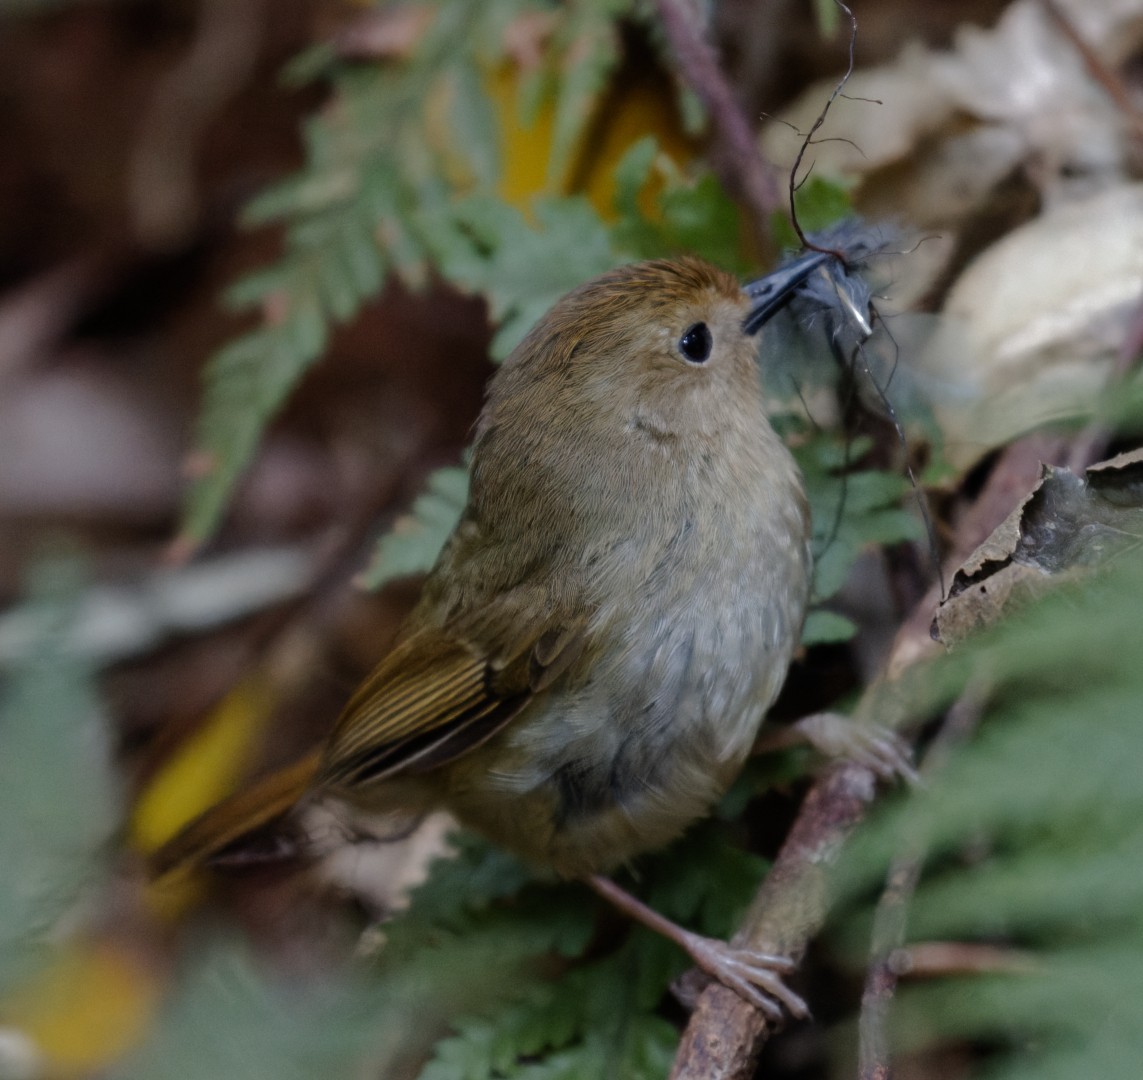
150;253;842;1019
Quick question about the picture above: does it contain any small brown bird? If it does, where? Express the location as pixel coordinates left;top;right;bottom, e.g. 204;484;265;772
153;255;836;1018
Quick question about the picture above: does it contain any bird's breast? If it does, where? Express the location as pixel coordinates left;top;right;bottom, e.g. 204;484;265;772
442;447;811;876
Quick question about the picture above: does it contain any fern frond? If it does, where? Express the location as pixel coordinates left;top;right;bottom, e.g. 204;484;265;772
184;0;634;543
835;555;1143;1080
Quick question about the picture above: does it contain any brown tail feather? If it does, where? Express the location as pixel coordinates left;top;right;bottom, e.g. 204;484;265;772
148;751;322;880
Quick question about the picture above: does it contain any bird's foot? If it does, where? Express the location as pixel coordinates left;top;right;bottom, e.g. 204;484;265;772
789;711;919;785
586;875;808;1021
675;928;808;1021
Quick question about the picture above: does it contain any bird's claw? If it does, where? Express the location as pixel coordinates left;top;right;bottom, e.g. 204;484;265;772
793;712;920;786
679;931;809;1022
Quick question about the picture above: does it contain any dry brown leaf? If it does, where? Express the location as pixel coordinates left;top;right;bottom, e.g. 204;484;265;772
934;447;1143;644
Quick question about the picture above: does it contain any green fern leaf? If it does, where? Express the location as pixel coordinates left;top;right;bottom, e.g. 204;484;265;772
431;194;619;359
0;565;117;995
180;0;541;543
834;555;1143;1080
359;466;470;591
791;427;924;604
802;609;859;645
545;0;627;186
118;947;373;1080
610;138;746;272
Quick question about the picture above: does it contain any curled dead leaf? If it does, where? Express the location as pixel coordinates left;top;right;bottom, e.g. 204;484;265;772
934;447;1143;644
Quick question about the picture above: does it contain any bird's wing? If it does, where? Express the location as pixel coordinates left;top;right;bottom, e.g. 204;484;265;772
319;603;589;790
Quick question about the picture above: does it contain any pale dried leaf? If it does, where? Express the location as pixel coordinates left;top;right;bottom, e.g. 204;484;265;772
919;184;1143;470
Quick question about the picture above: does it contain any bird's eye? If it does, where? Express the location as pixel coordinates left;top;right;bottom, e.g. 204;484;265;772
678;322;713;364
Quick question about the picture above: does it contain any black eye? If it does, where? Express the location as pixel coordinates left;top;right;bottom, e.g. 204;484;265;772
678;322;712;364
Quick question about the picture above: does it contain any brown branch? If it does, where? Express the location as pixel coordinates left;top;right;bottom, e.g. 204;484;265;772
670;763;877;1079
652;0;781;245
855;407;1142;1070
858;856;922;1080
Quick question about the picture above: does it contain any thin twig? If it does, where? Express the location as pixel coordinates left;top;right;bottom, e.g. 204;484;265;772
652;0;781;244
858;857;922;1080
788;0;858;256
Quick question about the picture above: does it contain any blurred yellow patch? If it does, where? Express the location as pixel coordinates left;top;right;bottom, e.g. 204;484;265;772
130;675;276;855
129;675;277;917
570;66;697;219
2;943;158;1076
487;52;696;217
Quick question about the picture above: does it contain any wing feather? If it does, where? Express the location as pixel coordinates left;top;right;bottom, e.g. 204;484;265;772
333;654;484;756
318;607;591;792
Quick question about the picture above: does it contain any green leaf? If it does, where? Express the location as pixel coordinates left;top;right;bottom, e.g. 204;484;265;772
611;136;658;219
417;933;680;1080
0;563;118;995
279;41;336;87
801;608;857;645
359;465;470;591
181;0;544;543
608;138;664;259
408;818;769;1078
675;84;706;138
184;313;327;544
399;834;535;932
431;195;618;359
545;1;628;186
812;0;843;39
610;140;747;272
833;555;1143;1080
449;60;502;189
792;427;925;604
643;822;767;939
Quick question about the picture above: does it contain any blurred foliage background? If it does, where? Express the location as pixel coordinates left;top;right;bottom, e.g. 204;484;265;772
2;0;1143;1077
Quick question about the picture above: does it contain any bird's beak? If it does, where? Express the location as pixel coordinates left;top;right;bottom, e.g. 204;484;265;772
742;250;834;336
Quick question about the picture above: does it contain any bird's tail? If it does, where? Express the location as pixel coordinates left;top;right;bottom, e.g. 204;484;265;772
148;750;322;880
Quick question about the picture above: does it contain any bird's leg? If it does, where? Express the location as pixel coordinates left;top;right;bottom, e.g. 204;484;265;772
585;874;808;1021
754;711;919;785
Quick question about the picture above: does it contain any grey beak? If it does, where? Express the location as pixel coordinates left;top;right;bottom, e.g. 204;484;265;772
742;250;836;336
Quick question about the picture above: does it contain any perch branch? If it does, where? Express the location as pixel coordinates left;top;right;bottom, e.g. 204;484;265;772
670;763;876;1080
